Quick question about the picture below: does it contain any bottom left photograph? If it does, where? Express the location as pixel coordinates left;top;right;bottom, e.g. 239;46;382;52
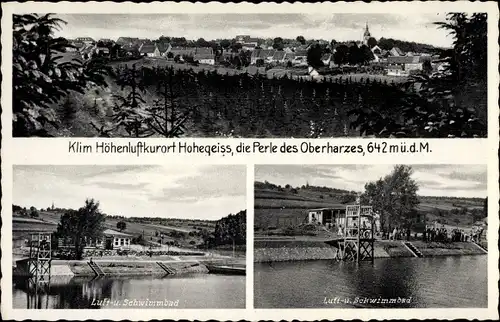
11;165;247;309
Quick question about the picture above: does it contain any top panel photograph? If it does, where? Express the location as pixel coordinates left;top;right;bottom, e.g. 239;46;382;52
12;12;487;138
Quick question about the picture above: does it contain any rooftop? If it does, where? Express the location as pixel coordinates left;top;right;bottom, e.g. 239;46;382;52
13;216;58;225
387;55;430;64
139;44;156;54
308;205;347;211
103;229;133;237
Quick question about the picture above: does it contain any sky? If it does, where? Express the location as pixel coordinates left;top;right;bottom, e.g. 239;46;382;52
13;165;246;220
255;165;487;198
53;13;453;48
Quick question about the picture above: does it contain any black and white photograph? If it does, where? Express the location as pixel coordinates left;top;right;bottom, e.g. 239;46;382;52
11;165;246;309
254;164;488;308
12;11;487;138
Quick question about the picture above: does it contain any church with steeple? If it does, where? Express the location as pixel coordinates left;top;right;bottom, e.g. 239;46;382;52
363;23;371;46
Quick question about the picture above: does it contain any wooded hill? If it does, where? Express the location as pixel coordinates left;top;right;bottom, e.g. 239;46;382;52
254;181;486;231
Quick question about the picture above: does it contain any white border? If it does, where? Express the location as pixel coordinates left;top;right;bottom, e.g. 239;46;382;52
2;1;499;320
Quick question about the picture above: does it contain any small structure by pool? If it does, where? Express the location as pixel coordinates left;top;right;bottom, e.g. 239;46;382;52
307;206;381;232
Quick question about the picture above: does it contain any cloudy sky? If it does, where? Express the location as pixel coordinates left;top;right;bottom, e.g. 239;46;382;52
255;165;487;198
13;165;246;220
54;13;453;47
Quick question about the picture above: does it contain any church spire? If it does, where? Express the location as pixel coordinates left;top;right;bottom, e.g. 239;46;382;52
364;22;371;36
363;22;371;45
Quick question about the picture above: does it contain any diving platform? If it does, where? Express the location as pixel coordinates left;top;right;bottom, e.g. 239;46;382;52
320;204;375;262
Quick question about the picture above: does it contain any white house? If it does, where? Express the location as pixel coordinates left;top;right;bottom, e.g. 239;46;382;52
386;64;409;77
75;37;95;45
194;47;215;65
386;55;431;76
139;43;156;57
272;51;286;63
235;35;250;44
99;229;132;250
371;45;383;62
321;53;332;66
293;50;308;66
154;43;172;57
95;46;110;57
57;228;132;251
389;47;405;57
250;49;275;65
242;43;257;51
307;207;381;232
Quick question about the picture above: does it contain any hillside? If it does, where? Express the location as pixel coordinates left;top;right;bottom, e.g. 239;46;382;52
13;204;248;253
42;55;267;138
254;181;486;231
13;209;217;249
32;54;421;138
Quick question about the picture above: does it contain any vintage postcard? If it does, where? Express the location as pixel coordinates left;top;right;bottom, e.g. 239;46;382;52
1;1;499;321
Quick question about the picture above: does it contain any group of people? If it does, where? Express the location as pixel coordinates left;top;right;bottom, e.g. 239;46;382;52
388;227;410;241
424;226;484;243
336;222;373;238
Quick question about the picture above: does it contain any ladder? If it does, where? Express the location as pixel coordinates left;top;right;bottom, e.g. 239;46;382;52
403;241;424;257
471;241;488;254
157;262;176;275
88;261;106;276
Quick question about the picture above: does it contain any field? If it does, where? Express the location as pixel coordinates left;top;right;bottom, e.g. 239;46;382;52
254;185;349;230
254;182;486;232
15;210;213;248
326;73;409;84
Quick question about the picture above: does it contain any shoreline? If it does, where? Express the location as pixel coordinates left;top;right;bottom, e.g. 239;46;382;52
13;257;246;278
254;240;487;263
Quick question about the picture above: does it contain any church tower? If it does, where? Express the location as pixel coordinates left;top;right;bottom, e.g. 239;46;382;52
363;23;371;46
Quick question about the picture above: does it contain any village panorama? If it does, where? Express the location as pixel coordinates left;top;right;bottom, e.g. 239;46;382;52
13;13;486;138
11;165;246;309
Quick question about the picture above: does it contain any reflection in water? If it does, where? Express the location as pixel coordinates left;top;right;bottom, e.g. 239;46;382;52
254;255;487;308
13;274;245;309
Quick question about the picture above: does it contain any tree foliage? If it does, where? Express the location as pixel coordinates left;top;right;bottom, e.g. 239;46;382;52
350;13;487;138
296;36;306;45
211;210;246;246
148;66;194;137
378;37;438;54
111;64;152;137
116;220;127;231
55;199;106;259
367;37;378;48
97;63;485;138
333;44;349;66
362;165;420;233
13;13;111;137
306;44;324;68
273;37;284;51
29;206;39;218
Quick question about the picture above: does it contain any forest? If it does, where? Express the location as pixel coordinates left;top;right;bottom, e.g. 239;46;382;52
13;13;487;138
202;210;246;248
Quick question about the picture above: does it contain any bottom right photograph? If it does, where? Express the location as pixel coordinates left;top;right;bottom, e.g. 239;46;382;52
253;164;488;309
